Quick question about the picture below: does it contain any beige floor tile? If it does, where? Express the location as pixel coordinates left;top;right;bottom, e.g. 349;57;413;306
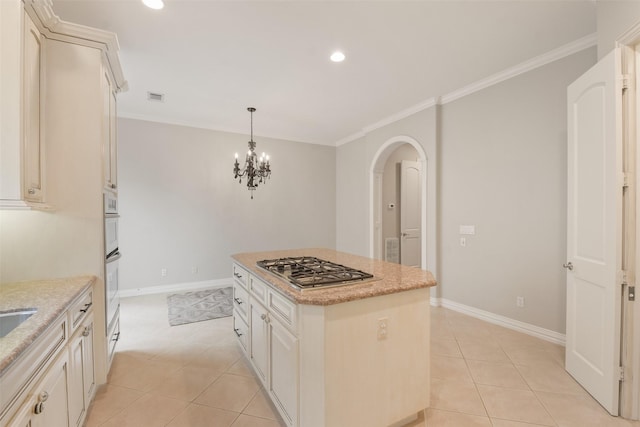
195;373;260;412
476;385;554;426
425;408;492;426
166;403;240;427
230;414;283;427
228;356;257;377
504;345;560;366
536;391;627;427
100;393;189;427
83;384;144;427
147;364;223;401
431;355;473;383
431;338;463;358
186;345;242;371
108;356;183;392
515;361;588;396
243;389;279;420
490;419;554;426
457;338;510;362
430;378;487;416
466;360;529;390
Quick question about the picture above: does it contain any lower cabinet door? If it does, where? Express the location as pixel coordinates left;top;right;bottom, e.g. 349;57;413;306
31;351;70;427
249;300;269;384
68;313;95;427
269;319;298;426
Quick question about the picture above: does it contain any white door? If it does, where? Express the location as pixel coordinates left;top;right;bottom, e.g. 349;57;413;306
566;50;622;415
400;160;421;267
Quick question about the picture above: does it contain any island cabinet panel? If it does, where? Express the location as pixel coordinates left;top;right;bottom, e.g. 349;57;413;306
249;299;269;384
232;249;435;427
269;319;299;426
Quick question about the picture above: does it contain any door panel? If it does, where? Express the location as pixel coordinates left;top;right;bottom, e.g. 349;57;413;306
566;50;622;415
400;160;421;267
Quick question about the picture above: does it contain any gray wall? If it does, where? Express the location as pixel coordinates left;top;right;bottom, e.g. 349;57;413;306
117;118;336;291
335;47;596;334
597;0;640;59
439;48;595;333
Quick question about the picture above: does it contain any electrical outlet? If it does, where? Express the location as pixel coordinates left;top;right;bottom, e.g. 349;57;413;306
460;237;466;247
516;296;525;308
377;317;388;341
161;268;167;277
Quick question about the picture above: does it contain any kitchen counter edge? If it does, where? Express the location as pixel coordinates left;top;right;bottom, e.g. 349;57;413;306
232;248;437;306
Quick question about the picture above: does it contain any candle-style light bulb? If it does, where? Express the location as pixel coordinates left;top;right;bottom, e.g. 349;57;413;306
234;153;238;159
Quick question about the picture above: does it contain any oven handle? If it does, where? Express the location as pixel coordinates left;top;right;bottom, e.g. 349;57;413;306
106;252;122;263
105;213;120;219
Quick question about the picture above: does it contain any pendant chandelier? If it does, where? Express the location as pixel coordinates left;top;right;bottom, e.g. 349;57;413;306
233;107;271;199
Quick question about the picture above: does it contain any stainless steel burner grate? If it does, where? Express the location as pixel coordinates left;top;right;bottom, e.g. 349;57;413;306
256;256;375;290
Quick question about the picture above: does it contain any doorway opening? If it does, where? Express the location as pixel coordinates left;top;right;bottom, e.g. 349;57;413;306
369;136;431;272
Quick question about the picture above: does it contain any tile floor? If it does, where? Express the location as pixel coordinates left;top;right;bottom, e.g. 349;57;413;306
85;293;640;427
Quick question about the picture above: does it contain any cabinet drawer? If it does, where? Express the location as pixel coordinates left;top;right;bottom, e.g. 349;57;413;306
69;289;93;332
233;314;249;354
249;276;268;306
233;283;249;321
107;312;120;367
268;290;297;332
233;264;248;289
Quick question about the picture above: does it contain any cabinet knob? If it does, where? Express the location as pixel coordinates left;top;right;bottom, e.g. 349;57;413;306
34;391;49;414
82;325;91;337
111;183;117;189
234;272;243;279
260;313;270;323
28;188;36;195
563;262;574;271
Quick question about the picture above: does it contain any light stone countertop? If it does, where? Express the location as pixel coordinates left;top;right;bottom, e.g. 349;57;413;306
0;276;95;376
232;248;436;306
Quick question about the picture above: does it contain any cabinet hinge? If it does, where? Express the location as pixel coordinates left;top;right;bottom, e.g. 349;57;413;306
620;74;633;91
623;173;629;189
619;366;625;381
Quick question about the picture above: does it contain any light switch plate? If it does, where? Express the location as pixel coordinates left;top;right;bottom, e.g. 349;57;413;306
460;225;475;235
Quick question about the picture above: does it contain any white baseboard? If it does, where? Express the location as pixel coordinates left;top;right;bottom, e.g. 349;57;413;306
119;278;233;298
430;297;566;346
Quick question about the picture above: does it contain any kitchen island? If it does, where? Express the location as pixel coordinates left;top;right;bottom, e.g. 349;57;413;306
232;248;436;427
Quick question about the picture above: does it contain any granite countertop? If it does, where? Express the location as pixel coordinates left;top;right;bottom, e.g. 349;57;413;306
0;276;96;376
232;248;437;306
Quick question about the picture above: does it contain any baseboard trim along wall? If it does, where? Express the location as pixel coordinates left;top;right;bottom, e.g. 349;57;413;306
120;278;233;298
430;297;566;346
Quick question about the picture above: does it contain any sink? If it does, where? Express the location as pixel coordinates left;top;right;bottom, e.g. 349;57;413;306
0;309;37;338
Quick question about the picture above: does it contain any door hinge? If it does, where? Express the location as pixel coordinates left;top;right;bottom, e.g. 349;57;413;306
619;366;625;381
629;286;636;301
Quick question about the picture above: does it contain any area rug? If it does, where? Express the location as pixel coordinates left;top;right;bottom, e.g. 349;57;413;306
167;287;233;326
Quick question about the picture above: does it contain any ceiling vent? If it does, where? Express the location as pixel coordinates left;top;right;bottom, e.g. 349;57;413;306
147;92;165;102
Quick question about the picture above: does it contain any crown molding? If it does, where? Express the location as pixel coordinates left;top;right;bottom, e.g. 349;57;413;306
335;33;596;147
24;0;128;92
440;33;596;105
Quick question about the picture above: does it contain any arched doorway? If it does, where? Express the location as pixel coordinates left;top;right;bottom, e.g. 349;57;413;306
369;136;431;271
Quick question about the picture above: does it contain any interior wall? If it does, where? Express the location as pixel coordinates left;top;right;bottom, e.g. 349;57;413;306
117;118;336;291
596;0;640;59
335;47;596;334
438;47;596;333
381;144;419;258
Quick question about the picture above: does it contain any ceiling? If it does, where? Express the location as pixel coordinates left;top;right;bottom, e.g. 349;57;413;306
52;0;596;146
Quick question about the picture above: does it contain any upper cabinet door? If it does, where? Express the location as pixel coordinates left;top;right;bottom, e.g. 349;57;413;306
102;68;117;193
565;50;622;415
23;12;44;202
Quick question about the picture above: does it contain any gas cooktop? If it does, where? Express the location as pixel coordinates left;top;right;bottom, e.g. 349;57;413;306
256;256;376;290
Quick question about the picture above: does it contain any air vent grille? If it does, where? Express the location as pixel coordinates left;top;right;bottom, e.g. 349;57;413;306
147;92;165;102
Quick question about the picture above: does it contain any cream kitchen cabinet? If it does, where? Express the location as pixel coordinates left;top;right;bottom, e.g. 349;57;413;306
8;351;71;427
232;266;299;427
68;312;95;427
0;2;46;209
102;69;118;193
1;284;95;427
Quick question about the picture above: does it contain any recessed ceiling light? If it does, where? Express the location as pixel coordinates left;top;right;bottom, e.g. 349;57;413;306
142;0;164;10
330;51;346;63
